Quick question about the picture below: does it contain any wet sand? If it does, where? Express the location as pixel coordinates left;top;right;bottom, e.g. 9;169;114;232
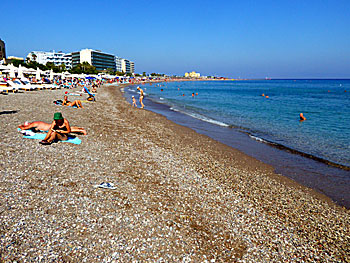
0;84;349;262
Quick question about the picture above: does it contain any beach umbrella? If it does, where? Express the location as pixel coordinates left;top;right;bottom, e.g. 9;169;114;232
49;69;54;80
9;64;16;78
63;71;71;78
23;68;36;74
0;64;9;71
85;76;96;80
18;64;24;79
36;68;41;80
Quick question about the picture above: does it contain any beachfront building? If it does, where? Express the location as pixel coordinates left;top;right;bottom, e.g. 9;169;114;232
0;39;6;61
72;49;116;72
130;61;135;74
115;56;123;72
185;71;201;78
121;58;135;74
26;51;72;69
115;57;135;74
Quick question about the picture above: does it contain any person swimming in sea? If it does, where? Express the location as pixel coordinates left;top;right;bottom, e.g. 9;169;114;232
299;113;306;121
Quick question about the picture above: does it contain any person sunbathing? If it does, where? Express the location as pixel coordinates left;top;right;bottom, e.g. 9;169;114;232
19;120;87;135
38;112;70;145
91;84;97;93
63;95;83;108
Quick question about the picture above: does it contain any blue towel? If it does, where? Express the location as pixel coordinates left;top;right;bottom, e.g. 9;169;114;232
18;129;81;144
84;86;95;97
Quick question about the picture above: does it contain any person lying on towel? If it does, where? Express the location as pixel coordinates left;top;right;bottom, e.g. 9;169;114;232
63;95;83;108
19;120;87;135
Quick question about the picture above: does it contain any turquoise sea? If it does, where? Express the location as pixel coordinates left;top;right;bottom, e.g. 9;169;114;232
124;79;350;207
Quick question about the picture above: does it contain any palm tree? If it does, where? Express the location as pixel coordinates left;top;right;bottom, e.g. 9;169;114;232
31;53;37;62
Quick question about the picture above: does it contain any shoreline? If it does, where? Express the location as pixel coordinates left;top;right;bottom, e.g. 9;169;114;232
121;83;335;205
1;84;349;261
123;81;350;208
150;79;350;171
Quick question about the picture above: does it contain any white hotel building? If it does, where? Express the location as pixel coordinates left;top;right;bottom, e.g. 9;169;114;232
27;49;134;73
27;51;72;69
116;57;134;74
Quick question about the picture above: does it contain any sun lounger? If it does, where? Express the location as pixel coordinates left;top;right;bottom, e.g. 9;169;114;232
0;86;15;94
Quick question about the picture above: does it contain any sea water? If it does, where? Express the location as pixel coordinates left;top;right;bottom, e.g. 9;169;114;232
124;80;350;207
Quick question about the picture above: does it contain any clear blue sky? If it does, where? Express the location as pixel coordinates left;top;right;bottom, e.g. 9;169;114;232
1;0;350;78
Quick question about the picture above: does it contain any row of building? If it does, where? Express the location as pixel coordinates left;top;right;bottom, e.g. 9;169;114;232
0;39;6;61
1;38;203;78
27;49;135;73
0;39;134;74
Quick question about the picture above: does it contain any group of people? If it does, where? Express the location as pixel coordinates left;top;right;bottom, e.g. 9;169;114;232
19;112;87;145
17;78;101;145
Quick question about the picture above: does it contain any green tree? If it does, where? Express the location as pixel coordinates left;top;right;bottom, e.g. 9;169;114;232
150;73;165;77
26;60;47;71
115;71;124;76
69;62;98;74
103;68;114;75
46;62;63;73
7;59;25;67
142;72;147;77
58;63;66;72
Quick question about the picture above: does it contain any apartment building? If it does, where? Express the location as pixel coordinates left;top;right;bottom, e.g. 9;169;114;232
27;50;72;69
72;49;116;71
0;39;6;60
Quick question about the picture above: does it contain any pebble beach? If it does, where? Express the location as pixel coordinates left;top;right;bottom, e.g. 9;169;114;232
0;84;349;262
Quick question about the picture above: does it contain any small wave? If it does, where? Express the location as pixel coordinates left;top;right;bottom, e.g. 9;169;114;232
128;89;139;94
249;135;267;143
170;107;179;112
160;97;164;100
195;116;229;127
169;107;229;127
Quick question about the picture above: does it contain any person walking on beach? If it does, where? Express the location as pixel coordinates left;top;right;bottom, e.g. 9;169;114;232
132;96;137;107
137;86;145;108
39;112;71;145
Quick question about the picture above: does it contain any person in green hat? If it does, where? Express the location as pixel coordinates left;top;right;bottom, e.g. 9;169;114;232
39;112;72;145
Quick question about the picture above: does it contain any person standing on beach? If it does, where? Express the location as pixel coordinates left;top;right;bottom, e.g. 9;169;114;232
132;96;137;107
137;86;145;108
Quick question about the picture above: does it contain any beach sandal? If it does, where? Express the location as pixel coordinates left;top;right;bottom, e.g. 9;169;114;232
39;140;51;145
94;182;116;190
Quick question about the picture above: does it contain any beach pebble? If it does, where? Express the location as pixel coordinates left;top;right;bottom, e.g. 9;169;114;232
0;84;349;262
